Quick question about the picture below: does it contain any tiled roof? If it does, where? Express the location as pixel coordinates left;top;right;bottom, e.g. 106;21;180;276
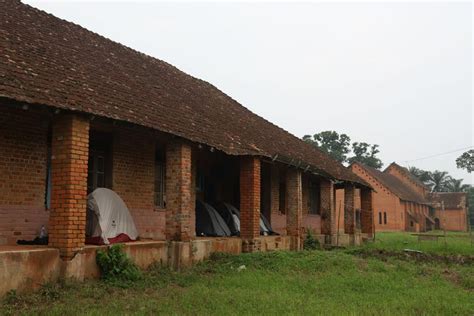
428;192;467;210
385;162;430;190
0;0;368;187
354;163;427;204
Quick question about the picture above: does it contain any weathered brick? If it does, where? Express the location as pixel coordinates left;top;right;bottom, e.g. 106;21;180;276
48;114;89;259
165;141;194;241
240;157;261;244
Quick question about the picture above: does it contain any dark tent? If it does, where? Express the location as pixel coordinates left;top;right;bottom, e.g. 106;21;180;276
216;202;278;236
215;202;241;236
195;200;232;237
260;211;276;236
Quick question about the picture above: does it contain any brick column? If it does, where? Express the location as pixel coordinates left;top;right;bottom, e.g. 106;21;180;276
48;114;89;260
344;184;355;235
240;156;261;252
286;169;302;250
165;141;194;241
320;179;335;241
360;188;373;237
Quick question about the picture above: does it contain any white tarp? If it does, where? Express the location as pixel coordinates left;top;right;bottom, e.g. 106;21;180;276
86;188;138;244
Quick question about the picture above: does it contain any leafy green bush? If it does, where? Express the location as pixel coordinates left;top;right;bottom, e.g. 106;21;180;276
96;244;142;282
304;229;320;250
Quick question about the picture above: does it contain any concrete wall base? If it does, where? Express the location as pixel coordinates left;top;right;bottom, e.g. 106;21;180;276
334;234;351;246
242;238;262;253
0;235;292;296
0;248;61;297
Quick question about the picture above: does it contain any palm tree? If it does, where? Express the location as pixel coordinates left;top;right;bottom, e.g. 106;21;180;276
427;170;451;192
446;178;471;192
408;166;432;188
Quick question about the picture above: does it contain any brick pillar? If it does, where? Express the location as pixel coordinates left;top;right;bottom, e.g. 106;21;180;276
165;141;194;241
360;188;373;237
240;156;261;252
320;179;335;242
286;169;302;250
48;114;89;260
344;184;355;235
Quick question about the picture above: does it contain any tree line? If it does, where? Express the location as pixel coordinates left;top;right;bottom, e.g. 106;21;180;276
302;131;383;169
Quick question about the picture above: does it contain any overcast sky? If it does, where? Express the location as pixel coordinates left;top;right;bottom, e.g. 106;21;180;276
25;1;473;184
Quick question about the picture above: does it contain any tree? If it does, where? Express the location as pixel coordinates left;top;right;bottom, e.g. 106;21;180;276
446;178;471;192
467;186;474;228
347;142;383;169
407;166;431;184
303;131;351;163
456;149;474;173
427;170;452;192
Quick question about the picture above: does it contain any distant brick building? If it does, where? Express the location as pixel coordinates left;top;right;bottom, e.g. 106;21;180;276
429;193;469;232
0;0;374;294
351;162;468;233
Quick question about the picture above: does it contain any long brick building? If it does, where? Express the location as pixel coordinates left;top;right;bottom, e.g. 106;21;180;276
0;1;374;294
351;162;469;233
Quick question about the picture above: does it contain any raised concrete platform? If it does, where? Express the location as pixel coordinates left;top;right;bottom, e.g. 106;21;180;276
0;235;294;296
0;246;61;297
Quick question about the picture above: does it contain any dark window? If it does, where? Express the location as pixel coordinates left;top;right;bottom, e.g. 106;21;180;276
378;212;382;225
308;181;320;215
88;150;107;192
279;181;286;214
410;220;414;227
384;212;387;224
154;148;166;208
196;169;205;192
87;133;112;193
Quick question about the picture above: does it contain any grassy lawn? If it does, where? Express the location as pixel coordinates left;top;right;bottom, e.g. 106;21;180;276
363;231;474;255
1;232;473;315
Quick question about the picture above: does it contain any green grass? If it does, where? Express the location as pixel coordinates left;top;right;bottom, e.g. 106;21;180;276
1;233;473;315
364;231;474;255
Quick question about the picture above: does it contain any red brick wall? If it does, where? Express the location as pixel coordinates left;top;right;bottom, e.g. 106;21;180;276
335;189;345;233
270;164;286;235
286;169;302;249
165;141;194;241
336;188;363;234
301;174;321;234
302;214;320;235
48;114;89;259
0;105;50;245
385;165;428;197
360;188;373;236
434;209;467;231
351;164;405;231
110;126;166;240
240;157;261;240
320;179;335;236
344;184;355;234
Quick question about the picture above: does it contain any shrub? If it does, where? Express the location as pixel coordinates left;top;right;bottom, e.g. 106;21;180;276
304;229;320;250
39;283;60;300
96;244;142;282
4;290;19;306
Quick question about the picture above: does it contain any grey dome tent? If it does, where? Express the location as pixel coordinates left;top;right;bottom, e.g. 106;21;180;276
215;202;278;236
86;188;139;245
195;200;232;237
215;202;241;236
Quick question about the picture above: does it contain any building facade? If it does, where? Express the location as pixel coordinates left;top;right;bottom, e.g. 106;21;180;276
351;162;433;232
429;193;469;232
0;1;374;295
